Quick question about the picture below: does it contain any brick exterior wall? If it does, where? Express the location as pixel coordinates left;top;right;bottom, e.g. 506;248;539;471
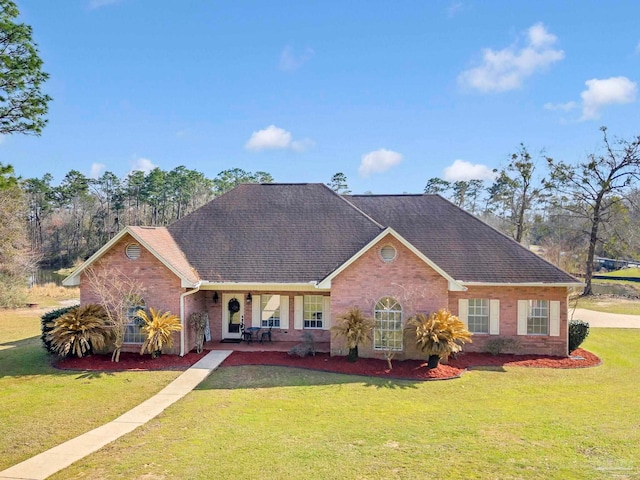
449;286;569;357
330;235;450;360
79;234;185;355
328;234;570;360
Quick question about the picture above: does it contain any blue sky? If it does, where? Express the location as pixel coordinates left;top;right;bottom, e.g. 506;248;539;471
4;0;640;193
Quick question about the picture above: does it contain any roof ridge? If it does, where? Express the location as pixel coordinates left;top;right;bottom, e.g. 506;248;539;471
321;184;385;229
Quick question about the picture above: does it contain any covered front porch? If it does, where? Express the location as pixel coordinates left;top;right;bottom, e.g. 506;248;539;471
204;340;331;353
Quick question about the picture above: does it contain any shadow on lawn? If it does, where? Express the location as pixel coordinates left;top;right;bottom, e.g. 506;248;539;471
198;364;420;391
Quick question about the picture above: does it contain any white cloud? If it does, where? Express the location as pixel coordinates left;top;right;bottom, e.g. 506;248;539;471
544;101;578;112
358;149;403;177
458;22;564;92
580;76;637;120
87;0;122;9
89;163;106;179
130;157;157;174
279;45;315;72
636;42;640;54
443;160;495;182
245;125;313;152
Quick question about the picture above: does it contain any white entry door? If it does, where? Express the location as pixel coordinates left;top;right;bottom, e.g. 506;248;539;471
222;293;244;339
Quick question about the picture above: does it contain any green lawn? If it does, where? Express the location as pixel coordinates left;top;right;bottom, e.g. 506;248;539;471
49;328;640;480
574;295;640;315
598;267;640;278
0;307;182;470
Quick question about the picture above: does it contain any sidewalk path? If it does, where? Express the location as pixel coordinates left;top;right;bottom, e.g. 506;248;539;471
0;350;232;480
573;309;640;328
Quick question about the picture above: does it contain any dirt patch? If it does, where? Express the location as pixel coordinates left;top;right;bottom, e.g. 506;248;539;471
54;348;600;380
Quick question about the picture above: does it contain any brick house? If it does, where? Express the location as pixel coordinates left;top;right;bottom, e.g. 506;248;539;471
64;183;581;358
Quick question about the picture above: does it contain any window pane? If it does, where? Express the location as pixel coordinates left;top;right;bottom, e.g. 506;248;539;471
261;295;281;327
304;295;324;329
527;300;549;335
124;296;145;344
374;297;403;351
468;298;489;334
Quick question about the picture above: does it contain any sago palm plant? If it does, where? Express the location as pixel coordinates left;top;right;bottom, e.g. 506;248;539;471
138;307;182;358
405;308;472;368
46;304;111;358
330;306;374;362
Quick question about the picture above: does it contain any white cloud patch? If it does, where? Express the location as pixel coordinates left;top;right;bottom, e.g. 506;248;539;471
446;2;464;18
245;125;313;152
130;157;157;174
636;42;640;54
443;160;495;182
87;0;122;9
279;45;315;72
580;76;637;120
544;101;578;112
458;22;564;92
358;149;403;177
89;163;106;179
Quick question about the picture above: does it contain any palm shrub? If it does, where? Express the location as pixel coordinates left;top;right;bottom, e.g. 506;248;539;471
405;308;472;368
330;306;374;362
139;307;182;358
41;305;76;354
46;304;111;358
189;311;208;353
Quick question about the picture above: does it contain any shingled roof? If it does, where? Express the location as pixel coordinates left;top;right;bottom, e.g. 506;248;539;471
168;183;383;283
345;194;578;284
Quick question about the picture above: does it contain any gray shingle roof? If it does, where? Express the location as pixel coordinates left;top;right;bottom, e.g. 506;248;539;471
168;183;383;283
166;183;577;285
345;194;578;284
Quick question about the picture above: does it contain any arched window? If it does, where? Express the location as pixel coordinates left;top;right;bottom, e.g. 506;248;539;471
123;295;146;344
374;296;403;351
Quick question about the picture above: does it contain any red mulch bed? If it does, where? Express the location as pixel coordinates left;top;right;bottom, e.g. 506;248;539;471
55;351;209;371
221;347;600;381
55;348;600;380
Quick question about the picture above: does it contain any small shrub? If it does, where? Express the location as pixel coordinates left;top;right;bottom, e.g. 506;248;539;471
189;312;208;353
139;307;182;357
485;337;520;356
288;331;316;358
41;305;78;354
47;304;111;358
568;320;590;353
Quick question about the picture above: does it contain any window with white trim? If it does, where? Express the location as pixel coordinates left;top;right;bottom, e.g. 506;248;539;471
373;297;403;351
125;243;141;260
380;245;397;262
123;295;145;344
527;300;549;335
468;299;489;334
304;295;323;329
260;294;281;328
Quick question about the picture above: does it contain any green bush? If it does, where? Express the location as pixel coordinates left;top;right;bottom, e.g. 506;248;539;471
41;305;76;355
485;337;520;356
568;320;590;354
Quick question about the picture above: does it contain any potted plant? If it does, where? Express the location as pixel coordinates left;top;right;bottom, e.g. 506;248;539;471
330;306;374;362
138;307;182;358
405;308;472;368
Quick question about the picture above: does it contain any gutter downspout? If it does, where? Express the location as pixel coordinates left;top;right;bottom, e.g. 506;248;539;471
180;282;202;357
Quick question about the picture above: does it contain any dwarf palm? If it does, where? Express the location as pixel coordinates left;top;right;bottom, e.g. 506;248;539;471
138;307;182;358
47;304;110;358
331;307;374;362
406;309;472;368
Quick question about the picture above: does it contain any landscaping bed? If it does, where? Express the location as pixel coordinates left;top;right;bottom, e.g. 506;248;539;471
55;348;600;379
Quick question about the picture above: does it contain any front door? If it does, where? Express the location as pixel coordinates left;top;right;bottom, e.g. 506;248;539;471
222;293;244;339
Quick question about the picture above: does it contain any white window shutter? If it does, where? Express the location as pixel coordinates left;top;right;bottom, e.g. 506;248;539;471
294;296;304;330
458;299;468;328
251;295;261;327
322;296;331;330
489;299;500;335
517;300;528;335
280;295;290;330
549;300;560;337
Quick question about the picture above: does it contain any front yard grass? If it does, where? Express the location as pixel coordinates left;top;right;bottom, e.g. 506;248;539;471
573;294;640;315
0;307;182;470
52;328;640;480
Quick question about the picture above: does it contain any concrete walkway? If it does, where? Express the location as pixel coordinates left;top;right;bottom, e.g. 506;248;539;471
573;309;640;328
0;350;232;480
